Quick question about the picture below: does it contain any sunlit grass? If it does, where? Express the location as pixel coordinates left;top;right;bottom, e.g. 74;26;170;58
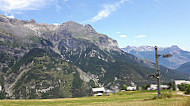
0;90;189;106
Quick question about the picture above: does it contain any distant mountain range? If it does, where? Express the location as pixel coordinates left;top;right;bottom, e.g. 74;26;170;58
121;45;190;69
177;62;190;75
0;14;189;99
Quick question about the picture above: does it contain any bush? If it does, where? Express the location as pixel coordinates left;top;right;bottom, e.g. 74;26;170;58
178;84;190;94
185;84;190;94
171;81;176;91
152;92;173;99
138;86;142;91
121;84;127;90
161;92;173;98
142;84;150;90
178;83;188;91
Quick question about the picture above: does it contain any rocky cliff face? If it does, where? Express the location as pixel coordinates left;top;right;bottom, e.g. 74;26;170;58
0;14;188;99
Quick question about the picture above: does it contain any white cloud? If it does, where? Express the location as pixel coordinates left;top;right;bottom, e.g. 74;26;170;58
0;0;52;12
0;0;70;16
82;0;129;23
53;23;60;26
135;35;147;38
120;34;128;38
116;32;121;34
7;15;15;19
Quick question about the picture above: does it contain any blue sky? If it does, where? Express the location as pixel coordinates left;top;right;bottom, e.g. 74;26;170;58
0;0;190;51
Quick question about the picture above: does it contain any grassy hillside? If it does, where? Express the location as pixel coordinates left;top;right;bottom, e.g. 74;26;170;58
4;48;91;99
0;90;189;106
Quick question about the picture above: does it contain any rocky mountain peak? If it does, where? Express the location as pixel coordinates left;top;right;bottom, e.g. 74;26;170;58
0;14;119;52
0;14;38;25
121;45;190;69
30;19;36;23
62;21;83;28
84;24;96;32
170;45;182;51
122;45;155;52
0;14;9;23
123;45;183;53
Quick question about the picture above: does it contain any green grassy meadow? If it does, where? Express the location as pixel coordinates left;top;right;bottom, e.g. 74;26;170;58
0;90;189;106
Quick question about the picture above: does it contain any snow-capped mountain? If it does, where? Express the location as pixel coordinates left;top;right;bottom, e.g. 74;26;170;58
121;45;190;69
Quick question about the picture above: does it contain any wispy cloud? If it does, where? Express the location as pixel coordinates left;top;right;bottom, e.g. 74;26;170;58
55;0;62;12
82;0;129;23
0;0;52;12
135;35;147;39
116;32;121;34
0;0;69;17
120;34;128;38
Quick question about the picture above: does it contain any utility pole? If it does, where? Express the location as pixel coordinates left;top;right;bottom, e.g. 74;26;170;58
155;46;161;98
148;46;173;98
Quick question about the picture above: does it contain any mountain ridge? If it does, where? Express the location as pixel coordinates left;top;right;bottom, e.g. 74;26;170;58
121;45;190;69
177;62;190;75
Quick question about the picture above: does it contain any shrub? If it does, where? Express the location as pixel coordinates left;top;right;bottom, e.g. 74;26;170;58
142;84;150;90
152;92;173;99
121;84;127;90
138;86;142;91
171;81;176;91
161;92;173;98
178;83;188;91
185;84;190;94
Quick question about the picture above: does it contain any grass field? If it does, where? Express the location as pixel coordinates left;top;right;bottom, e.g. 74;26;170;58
0;90;189;106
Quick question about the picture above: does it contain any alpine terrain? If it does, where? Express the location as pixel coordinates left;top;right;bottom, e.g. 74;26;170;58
0;14;188;99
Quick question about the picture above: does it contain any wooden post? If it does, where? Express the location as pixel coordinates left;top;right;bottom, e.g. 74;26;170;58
155;46;161;98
